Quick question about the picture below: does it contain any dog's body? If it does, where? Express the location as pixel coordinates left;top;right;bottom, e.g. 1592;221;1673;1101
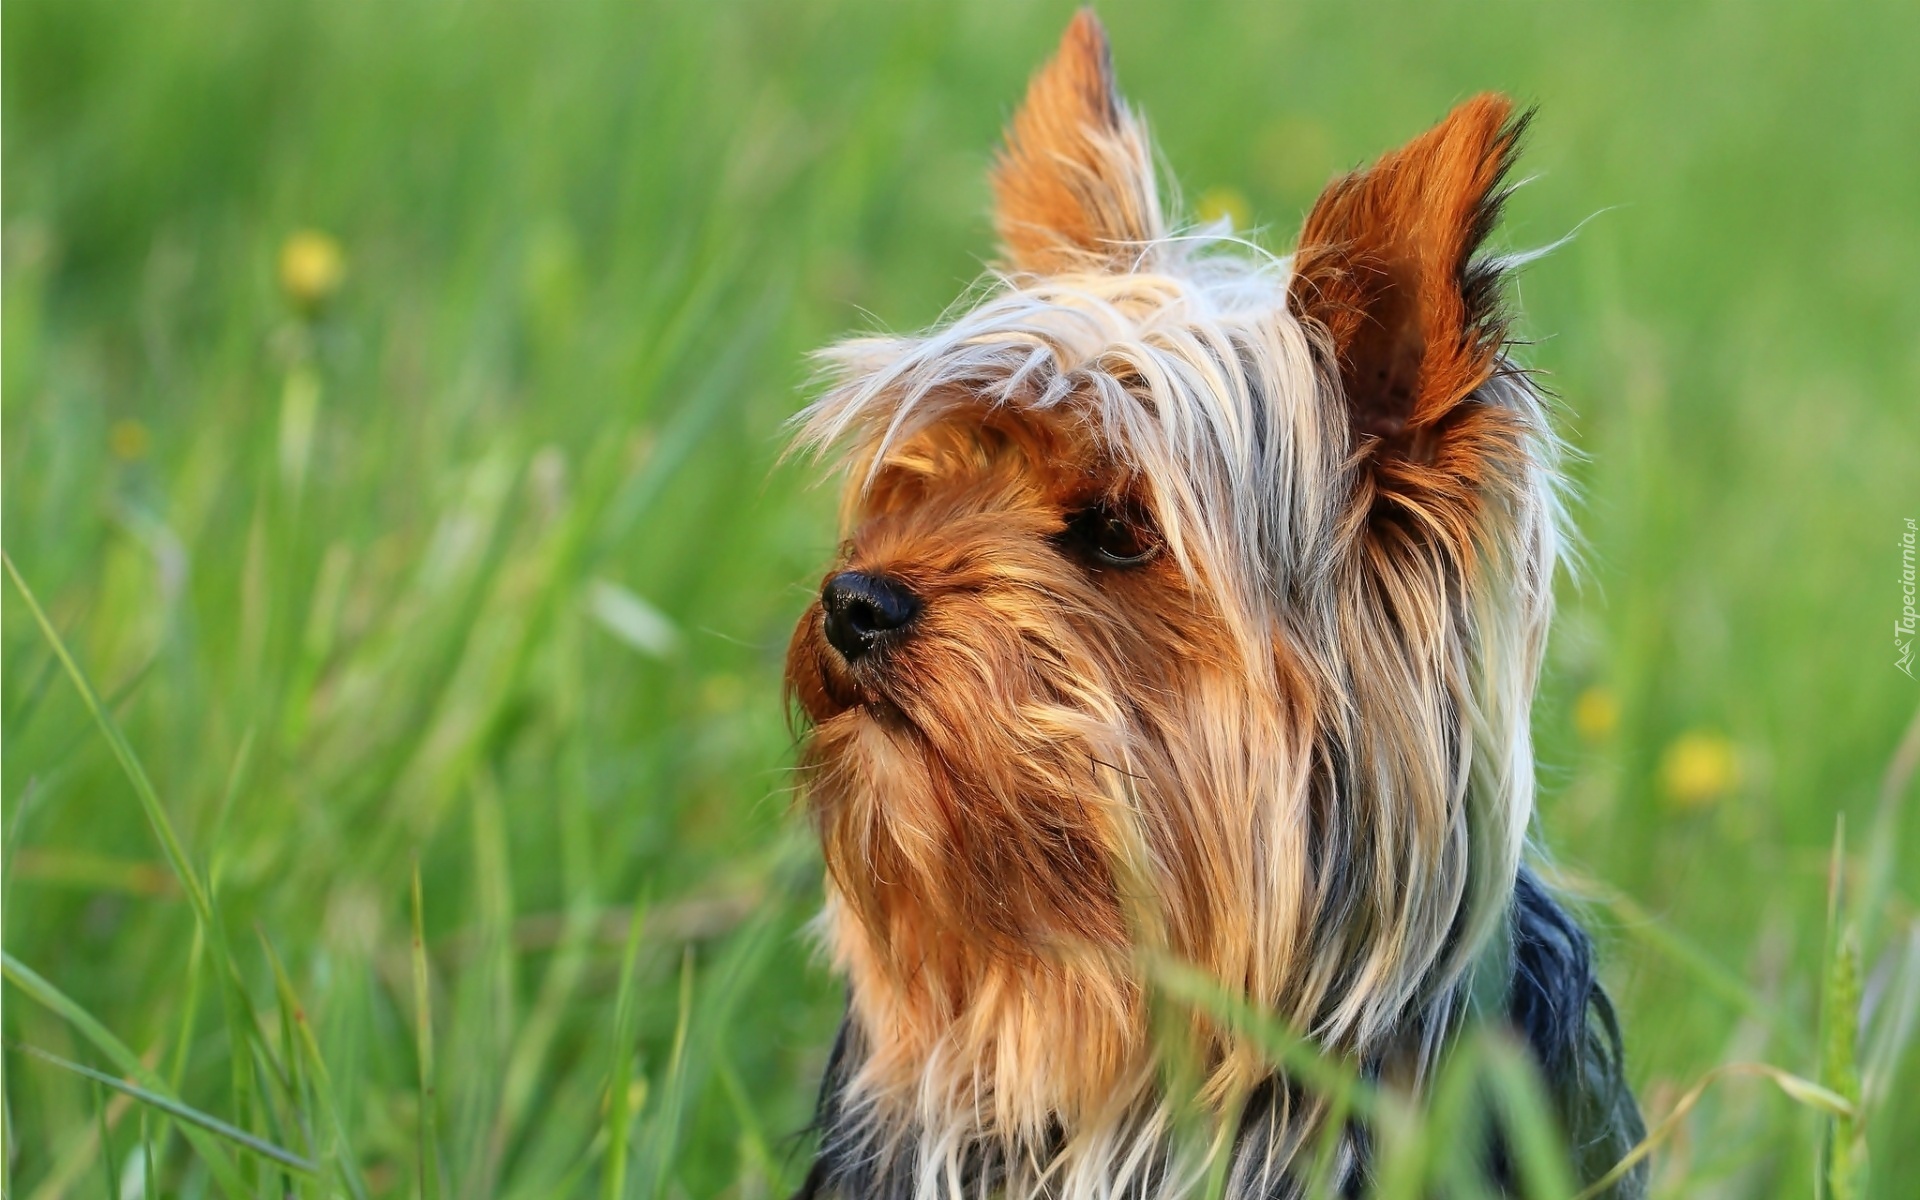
783;13;1643;1197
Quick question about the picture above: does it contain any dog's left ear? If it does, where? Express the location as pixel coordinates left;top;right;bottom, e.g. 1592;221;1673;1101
1289;95;1529;487
991;9;1166;274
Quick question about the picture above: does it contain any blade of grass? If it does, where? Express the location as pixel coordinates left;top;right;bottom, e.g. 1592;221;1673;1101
34;653;161;772
353;449;529;856
257;933;371;1200
412;857;446;1200
713;1057;780;1196
645;946;697;1200
205;726;257;877
1862;921;1920;1108
1573;1062;1853;1200
1860;701;1920;953
167;925;206;1095
1547;867;1808;1056
278;968;312;1168
493;899;596;1161
96;1082;115;1200
235;942;313;1198
491;699;598;1144
370;290;772;876
209;912;262;1199
3;550;290;1168
491;718;602;1191
493;1060;603;1200
1820;929;1866;1199
1479;1035;1580;1200
1818;816;1865;1200
3;953;254;1195
3;552;214;924
600;900;650;1200
3;631;64;736
1396;1035;1547;1200
548;1127;610;1200
642;895;793;1196
462;768;518;1196
1;1037;8;1200
143;1108;157;1200
1371;1048;1461;1200
25;1078;134;1200
2;775;45;917
15;1044;315;1177
1300;1086;1356;1199
140;921;210;1195
1144;952;1386;1122
1146;951;1431;1196
1192;1087;1246;1200
197;729;271;1186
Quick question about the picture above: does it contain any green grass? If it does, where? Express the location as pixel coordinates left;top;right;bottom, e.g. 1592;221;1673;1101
4;1;1918;1195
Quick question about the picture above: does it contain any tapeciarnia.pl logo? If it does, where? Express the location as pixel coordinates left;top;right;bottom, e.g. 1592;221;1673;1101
1899;517;1917;678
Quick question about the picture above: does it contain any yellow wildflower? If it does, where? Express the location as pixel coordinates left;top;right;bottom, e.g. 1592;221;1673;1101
279;230;346;310
1660;731;1739;809
1573;686;1619;742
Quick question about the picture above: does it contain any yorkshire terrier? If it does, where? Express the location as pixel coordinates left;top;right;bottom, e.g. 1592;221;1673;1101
784;11;1643;1197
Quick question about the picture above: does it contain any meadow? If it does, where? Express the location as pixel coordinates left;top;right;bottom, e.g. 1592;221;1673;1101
4;1;1917;1196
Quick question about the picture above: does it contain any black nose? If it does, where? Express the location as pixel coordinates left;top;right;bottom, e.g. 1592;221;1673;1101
821;571;919;661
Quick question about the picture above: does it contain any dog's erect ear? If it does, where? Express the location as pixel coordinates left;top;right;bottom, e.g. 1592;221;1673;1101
1289;95;1529;477
991;9;1165;274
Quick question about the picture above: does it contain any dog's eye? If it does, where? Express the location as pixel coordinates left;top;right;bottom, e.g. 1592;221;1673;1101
1060;501;1160;568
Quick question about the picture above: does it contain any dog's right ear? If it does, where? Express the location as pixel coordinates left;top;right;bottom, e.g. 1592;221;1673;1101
1288;96;1530;529
991;9;1166;275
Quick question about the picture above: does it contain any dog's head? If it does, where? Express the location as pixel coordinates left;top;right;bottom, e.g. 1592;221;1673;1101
786;11;1561;1139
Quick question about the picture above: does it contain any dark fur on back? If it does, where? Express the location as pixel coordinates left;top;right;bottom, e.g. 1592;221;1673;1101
794;868;1645;1199
1499;868;1646;1196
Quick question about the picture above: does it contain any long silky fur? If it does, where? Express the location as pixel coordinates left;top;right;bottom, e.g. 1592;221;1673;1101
782;15;1643;1198
797;870;1641;1199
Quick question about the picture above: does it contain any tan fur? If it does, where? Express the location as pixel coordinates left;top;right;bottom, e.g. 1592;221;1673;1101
786;13;1562;1196
992;9;1165;274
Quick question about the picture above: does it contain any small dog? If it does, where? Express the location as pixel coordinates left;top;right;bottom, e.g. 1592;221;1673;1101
784;12;1643;1197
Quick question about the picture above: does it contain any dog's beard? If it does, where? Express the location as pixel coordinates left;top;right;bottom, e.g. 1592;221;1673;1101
782;516;1309;1142
783;495;1222;1131
793;609;1128;955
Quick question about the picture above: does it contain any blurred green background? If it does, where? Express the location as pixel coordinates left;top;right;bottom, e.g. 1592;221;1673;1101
5;1;1917;1196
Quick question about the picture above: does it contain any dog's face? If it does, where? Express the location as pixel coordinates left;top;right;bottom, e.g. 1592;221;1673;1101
787;408;1205;957
786;12;1560;1141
